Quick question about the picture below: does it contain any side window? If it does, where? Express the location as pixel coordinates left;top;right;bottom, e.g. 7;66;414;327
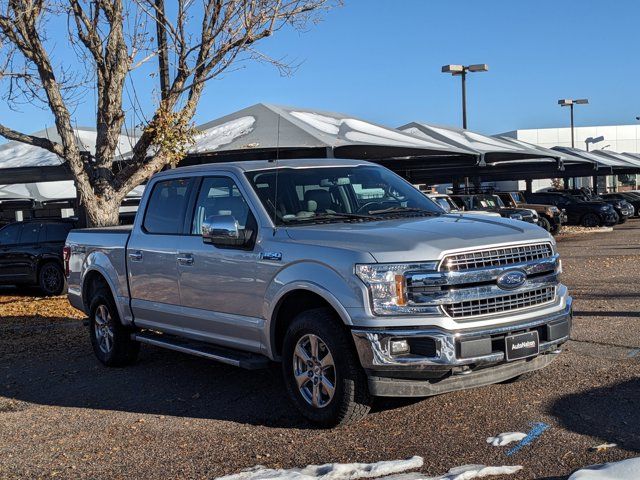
143;178;193;235
0;224;21;245
45;223;73;242
20;223;41;244
191;177;253;235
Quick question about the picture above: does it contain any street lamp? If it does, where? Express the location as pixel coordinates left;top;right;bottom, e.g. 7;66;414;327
585;135;604;152
442;64;488;129
558;98;588;148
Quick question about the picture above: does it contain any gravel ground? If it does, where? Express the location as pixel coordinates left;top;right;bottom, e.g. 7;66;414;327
1;221;639;479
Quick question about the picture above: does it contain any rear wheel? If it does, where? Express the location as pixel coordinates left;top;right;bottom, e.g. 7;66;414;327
282;308;372;427
89;288;139;367
581;213;601;228
38;262;66;296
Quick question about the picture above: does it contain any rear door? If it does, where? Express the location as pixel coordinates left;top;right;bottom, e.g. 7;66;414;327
127;177;196;331
14;222;42;282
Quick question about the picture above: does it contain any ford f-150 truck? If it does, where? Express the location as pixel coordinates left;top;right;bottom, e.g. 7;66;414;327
66;159;572;427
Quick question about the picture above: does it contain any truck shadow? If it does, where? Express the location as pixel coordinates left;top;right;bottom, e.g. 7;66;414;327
0;317;416;428
547;378;640;453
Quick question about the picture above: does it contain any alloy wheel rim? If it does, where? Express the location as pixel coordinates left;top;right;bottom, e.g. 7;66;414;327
94;305;114;354
293;334;336;409
43;266;61;293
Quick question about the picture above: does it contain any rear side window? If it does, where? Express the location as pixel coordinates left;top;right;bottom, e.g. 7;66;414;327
45;223;73;242
20;223;41;244
0;224;20;244
143;178;193;234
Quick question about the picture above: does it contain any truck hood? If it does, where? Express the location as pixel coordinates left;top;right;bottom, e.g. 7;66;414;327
285;214;552;263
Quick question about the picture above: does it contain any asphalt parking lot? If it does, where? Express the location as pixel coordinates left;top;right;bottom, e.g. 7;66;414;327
1;222;639;479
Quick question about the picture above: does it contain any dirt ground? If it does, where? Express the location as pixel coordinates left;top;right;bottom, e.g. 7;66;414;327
1;221;639;479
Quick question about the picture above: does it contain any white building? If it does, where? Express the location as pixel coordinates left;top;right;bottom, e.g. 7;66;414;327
495;124;640;192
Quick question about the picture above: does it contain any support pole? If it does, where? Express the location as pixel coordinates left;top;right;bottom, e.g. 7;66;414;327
525;179;533;193
592;175;598;195
563;177;569;189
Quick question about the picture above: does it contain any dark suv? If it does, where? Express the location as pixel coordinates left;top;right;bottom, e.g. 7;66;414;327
523;192;617;228
546;188;632;224
0;218;76;295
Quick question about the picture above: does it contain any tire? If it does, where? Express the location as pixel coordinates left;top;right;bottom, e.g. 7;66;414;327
537;216;552;232
38;262;66;296
618;216;627;224
89;287;139;367
282;308;372;427
581;213;601;228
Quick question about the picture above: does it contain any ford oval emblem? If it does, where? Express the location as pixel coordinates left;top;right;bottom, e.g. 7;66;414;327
497;270;527;290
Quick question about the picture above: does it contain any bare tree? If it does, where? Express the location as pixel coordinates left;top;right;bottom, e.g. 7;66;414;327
0;0;333;226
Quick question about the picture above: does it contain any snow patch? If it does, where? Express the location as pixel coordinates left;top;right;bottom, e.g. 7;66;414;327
289;112;452;149
216;458;524;480
217;456;423;480
568;457;640;479
191;116;255;153
486;432;527;447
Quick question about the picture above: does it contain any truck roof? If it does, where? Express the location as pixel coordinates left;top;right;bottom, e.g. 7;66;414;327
153;158;374;178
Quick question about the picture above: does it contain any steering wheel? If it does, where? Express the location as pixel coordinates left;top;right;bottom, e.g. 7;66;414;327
356;200;399;214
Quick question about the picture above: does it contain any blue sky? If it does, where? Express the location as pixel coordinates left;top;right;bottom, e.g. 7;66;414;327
2;0;639;136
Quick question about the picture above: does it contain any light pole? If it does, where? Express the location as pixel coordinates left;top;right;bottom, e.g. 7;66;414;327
585;135;604;152
558;98;588;148
442;64;488;129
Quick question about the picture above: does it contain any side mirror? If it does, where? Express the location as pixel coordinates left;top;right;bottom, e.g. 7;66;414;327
202;215;245;247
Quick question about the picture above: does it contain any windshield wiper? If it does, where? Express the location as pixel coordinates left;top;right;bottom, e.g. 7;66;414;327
367;206;440;216
284;212;378;224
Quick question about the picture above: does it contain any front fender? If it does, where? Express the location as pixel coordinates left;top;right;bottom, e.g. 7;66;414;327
264;260;366;326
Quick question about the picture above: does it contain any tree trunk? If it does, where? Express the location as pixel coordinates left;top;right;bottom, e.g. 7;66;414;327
80;189;122;227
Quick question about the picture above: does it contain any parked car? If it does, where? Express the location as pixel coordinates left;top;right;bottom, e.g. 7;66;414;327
449;194;539;224
0;218;76;295
66;159;571;427
496;192;567;234
599;192;640;218
544;188;631;224
523;192;618;227
426;193;501;217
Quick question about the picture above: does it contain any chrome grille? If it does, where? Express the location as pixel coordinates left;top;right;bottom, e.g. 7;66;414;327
443;287;555;319
441;243;553;271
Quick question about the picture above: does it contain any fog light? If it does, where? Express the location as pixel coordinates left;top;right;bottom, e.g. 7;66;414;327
390;339;410;355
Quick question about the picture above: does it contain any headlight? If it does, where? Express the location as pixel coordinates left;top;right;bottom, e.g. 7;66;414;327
355;262;438;315
509;213;523;220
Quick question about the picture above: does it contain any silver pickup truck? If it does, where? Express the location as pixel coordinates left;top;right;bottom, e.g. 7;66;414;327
66;159;572;427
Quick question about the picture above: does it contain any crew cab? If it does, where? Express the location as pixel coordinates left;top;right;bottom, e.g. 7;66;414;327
0;218;76;295
524;191;618;228
66;159;572;426
496;192;566;234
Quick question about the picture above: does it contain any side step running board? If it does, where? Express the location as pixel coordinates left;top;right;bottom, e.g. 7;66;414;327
132;331;270;370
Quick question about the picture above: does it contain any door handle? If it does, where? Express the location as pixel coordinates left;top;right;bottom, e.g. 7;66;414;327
128;251;143;262
177;254;194;266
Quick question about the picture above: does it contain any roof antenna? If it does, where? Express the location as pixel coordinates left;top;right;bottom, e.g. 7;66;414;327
269;114;281;235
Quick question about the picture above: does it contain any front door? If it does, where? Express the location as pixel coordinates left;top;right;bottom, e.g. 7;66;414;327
128;177;195;332
176;175;263;351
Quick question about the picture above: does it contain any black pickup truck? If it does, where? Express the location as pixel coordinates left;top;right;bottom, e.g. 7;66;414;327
0;218;76;295
523;192;618;228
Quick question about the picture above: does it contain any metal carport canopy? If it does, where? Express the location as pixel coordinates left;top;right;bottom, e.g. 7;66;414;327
182;104;479;170
552;146;640;175
0;127;138;190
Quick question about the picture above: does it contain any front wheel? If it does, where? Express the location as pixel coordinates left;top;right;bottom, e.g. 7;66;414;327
89;288;139;367
282;308;372;427
537;217;552;232
581;213;601;228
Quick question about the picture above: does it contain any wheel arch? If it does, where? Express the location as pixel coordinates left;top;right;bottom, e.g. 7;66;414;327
81;267;130;325
269;285;351;360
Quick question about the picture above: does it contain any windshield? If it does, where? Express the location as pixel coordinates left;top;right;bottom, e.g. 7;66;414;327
246;165;442;225
474;195;503;209
432;196;453;212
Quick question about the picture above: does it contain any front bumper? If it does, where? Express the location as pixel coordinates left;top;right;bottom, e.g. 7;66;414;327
351;297;572;396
